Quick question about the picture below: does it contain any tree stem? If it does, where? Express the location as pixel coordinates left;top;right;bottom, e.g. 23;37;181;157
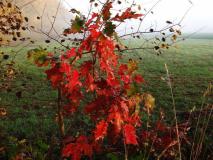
123;130;128;160
57;88;65;148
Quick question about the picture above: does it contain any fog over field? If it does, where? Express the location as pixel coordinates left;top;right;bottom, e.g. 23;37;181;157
1;1;212;159
62;0;213;33
15;0;72;39
18;0;213;37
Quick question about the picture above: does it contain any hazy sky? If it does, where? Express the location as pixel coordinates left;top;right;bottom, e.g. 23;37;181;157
62;0;213;33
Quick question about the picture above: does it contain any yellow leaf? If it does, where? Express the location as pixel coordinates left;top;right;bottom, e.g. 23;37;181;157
128;59;138;73
18;139;27;144
27;48;49;67
127;84;136;96
141;93;155;114
128;94;142;114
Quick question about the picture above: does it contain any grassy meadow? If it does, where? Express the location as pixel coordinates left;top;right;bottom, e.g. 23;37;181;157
0;36;213;158
125;38;213;111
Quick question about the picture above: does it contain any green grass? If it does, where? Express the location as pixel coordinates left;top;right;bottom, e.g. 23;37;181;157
123;38;213;111
0;38;213;158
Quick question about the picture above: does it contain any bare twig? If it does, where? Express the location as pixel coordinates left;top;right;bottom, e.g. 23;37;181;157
48;0;62;35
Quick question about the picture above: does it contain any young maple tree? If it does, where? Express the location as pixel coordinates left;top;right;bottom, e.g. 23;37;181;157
30;0;188;159
47;3;144;158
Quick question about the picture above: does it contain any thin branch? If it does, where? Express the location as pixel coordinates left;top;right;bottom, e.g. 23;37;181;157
19;0;37;9
119;24;180;38
137;0;163;32
40;2;47;30
48;0;62;35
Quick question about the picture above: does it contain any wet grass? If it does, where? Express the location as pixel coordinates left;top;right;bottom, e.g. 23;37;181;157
0;38;212;158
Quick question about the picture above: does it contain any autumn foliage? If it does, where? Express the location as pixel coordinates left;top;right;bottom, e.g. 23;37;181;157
32;1;188;159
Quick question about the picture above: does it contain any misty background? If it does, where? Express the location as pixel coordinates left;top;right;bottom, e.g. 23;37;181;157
61;0;213;33
16;0;213;41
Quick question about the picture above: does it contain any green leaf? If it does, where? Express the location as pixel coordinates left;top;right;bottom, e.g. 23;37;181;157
64;16;85;34
103;22;116;37
27;47;49;66
106;153;119;160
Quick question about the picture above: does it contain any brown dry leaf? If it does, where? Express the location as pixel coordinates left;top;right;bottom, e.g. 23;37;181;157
138;5;141;10
11;153;24;160
0;1;23;45
160;43;169;49
0;147;5;153
176;29;182;35
171;34;177;42
0;107;7;117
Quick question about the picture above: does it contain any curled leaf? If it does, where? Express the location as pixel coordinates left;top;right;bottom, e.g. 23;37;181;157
0;108;7;117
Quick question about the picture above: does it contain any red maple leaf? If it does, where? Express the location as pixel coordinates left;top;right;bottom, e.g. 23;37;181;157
118;64;128;76
112;8;143;22
80;61;93;75
84;97;105;114
121;74;130;84
102;2;113;21
94;120;108;141
106;72;120;87
61;48;77;60
86;12;99;26
60;62;71;74
45;64;63;88
108;106;123;134
66;70;82;92
85;73;96;92
134;74;144;83
62;136;93;160
123;124;138;145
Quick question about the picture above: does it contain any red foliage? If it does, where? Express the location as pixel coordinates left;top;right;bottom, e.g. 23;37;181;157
36;1;188;159
94;120;108;141
58;9;143;155
123;124;138;145
134;74;145;84
62;136;93;160
45;64;63;88
112;8;143;22
102;2;113;21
